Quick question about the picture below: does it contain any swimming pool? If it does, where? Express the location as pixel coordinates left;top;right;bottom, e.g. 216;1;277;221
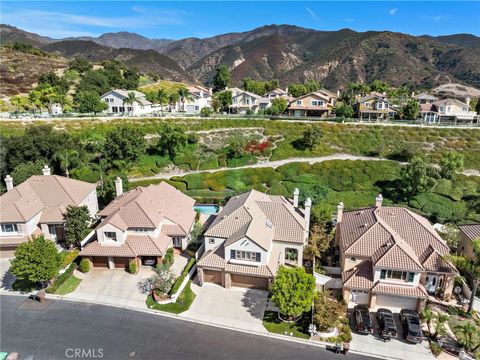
194;204;220;215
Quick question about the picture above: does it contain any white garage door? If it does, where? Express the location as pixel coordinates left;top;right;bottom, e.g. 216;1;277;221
376;295;417;311
186;105;195;113
351;290;369;304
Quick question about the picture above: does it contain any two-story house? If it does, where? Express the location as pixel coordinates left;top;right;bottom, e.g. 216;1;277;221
173;85;212;114
353;94;397;120
229;90;270;114
80;180;196;269
101;90;152;116
287;90;337;117
336;195;457;312
458;224;480;261
264;88;289;100
420;98;478;123
0;166;98;258
413;92;439;104
197;189;311;290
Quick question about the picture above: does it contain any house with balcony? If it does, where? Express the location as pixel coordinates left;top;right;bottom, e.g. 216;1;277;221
229;90;270;114
353;94;397;120
287;90;337;117
0;166;98;258
336;195;457;312
420;98;478;123
101;89;152;116
197;188;310;290
80;180;196;269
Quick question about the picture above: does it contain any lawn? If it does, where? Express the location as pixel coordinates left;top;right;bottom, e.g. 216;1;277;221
54;275;82;295
448;314;480;357
146;280;196;314
262;311;310;339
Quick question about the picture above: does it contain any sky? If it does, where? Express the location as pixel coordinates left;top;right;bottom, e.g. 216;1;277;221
1;1;479;40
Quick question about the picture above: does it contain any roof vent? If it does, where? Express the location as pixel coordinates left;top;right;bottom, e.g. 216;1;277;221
364;223;369;227
266;219;273;228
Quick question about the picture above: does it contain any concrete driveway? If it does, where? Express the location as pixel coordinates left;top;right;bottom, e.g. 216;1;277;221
64;267;154;309
0;258;15;292
350;310;434;360
181;282;269;333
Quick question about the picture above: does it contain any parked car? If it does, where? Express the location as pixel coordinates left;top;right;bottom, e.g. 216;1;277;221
353;305;373;334
400;309;423;343
376;308;397;340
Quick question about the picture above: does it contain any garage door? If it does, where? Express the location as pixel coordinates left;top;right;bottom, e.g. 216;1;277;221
0;247;17;258
376;295;418;311
203;269;222;285
114;257;130;269
350;290;369;305
186;105;195;113
231;274;269;290
91;256;109;268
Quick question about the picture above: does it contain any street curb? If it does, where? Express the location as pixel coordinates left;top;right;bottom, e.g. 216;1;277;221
1;291;386;358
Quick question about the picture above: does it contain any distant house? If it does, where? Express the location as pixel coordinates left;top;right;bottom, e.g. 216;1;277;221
49;103;63;116
420;98;478;123
80;180;196;269
353;94;396;120
458;224;480;261
287;90;337;117
264;88;288;99
101;90;152;116
197;188;310;289
173;85;212;114
0;166;98;258
229;89;270;114
336;195;457;311
413;92;439;104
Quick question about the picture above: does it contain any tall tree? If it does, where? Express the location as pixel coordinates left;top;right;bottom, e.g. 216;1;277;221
76;91;108;114
177;87;193;112
157;88;167;115
103;125;146;163
267;97;288;115
11;160;44;184
213;65;230;92
448;238;480;314
454;321;478;352
216;91;233;112
64;205;91;249
270;266;316;319
10;235;61;286
68;57;92;74
156;124;188;159
123;92;138;116
401;99;420;120
400;156;436;197
335;102;354;118
300;126;323;150
439;151;464;179
52;149;82;177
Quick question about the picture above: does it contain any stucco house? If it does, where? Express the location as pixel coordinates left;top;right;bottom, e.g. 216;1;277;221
353;94;397;120
420;98;478;123
336;195;457;312
0;166;98;258
458;224;480;261
413;92;439;104
264;88;289;99
197;189;311;289
229;90;270;114
80;180;196;269
101;89;152;116
172;85;212;114
287;90;337;117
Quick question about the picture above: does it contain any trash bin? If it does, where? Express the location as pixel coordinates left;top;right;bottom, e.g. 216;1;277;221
37;290;46;303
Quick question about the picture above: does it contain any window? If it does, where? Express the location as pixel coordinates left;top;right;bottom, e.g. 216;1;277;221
209;238;215;244
127;107;132;112
230;249;261;262
296;100;302;106
439;106;444;112
104;232;117;242
365;102;372;108
462;107;468;112
311;100;325;106
382;269;414;283
350;257;357;262
1;224;18;233
131;228;148;232
112;107;118;113
377;102;383;109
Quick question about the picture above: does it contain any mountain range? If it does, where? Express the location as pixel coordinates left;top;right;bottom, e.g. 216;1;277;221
1;23;479;91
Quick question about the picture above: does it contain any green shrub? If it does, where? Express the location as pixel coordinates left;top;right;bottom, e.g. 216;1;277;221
46;263;76;293
163;248;174;268
429;342;442;356
79;258;90;273
169;259;196;295
128;259;137;274
61;249;79;268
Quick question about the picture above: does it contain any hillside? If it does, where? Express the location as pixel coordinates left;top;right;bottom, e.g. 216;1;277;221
0;47;68;96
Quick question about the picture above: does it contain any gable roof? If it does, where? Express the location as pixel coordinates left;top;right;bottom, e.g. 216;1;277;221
98;181;195;234
0;175;96;223
459;224;480;241
434;98;469;107
338;205;454;273
413;92;438;101
102;90;152;106
205;190;306;250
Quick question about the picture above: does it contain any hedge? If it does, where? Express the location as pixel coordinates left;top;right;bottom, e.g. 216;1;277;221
46;263;76;294
169;258;196;295
163;248;174;268
61;249;79;268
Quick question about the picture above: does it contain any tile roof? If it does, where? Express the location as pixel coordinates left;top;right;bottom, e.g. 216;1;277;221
105;90;152;106
413;93;438;101
342;260;374;290
459;224;480;241
371;282;428;298
0;175;96;223
205;190;306;249
98;182;195;235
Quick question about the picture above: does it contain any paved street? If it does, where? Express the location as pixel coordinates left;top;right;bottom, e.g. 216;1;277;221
1;295;376;360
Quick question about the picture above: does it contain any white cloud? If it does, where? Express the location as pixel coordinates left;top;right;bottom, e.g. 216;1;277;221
305;7;320;21
389;8;398;15
420;15;448;22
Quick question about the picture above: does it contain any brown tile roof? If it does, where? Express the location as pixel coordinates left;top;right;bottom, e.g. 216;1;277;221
422;246;457;273
98;182;195;235
205;190;305;250
80;241;136;257
342;261;374;290
371;283;428;298
459;224;480;241
0;175;96;223
339;206;453;273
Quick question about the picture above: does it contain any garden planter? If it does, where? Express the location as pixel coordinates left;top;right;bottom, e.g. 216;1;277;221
152;291;170;303
278;313;301;323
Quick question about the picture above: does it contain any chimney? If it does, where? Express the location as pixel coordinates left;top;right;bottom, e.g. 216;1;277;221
209;87;213;95
114;177;123;197
382;91;386;97
285;87;289;94
337;90;341;97
4;175;13;191
304;198;312;234
42;165;51;176
466;97;471;107
337;202;344;223
375;194;383;207
293;188;300;208
411;91;415;98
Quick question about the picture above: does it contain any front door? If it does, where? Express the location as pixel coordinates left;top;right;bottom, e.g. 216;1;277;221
173;237;182;248
425;275;440;293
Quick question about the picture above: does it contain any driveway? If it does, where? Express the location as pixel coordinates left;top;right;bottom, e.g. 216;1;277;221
0;258;15;292
350;310;434;360
181;282;269;333
64;267;154;309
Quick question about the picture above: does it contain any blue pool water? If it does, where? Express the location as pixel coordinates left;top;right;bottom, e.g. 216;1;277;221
194;204;220;215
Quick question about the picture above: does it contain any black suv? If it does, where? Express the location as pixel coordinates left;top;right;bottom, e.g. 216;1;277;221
376;308;397;340
400;309;423;343
353;305;373;334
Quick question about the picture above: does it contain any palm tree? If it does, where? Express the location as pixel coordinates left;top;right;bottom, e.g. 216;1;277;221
455;321;478;352
52;150;81;177
421;308;435;335
123;92;138;116
177;87;193;112
448;238;480;314
157;88;167;116
433;313;450;340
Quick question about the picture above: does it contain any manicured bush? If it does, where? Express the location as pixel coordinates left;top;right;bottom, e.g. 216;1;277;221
46;263;76;294
163;248;174;268
429;342;442;356
128;259;138;274
79;258;90;273
61;249;80;268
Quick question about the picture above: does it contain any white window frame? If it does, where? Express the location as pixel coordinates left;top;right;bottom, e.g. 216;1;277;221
208;238;215;244
104;231;117;242
296;100;302;106
1;223;18;233
235;250;259;262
